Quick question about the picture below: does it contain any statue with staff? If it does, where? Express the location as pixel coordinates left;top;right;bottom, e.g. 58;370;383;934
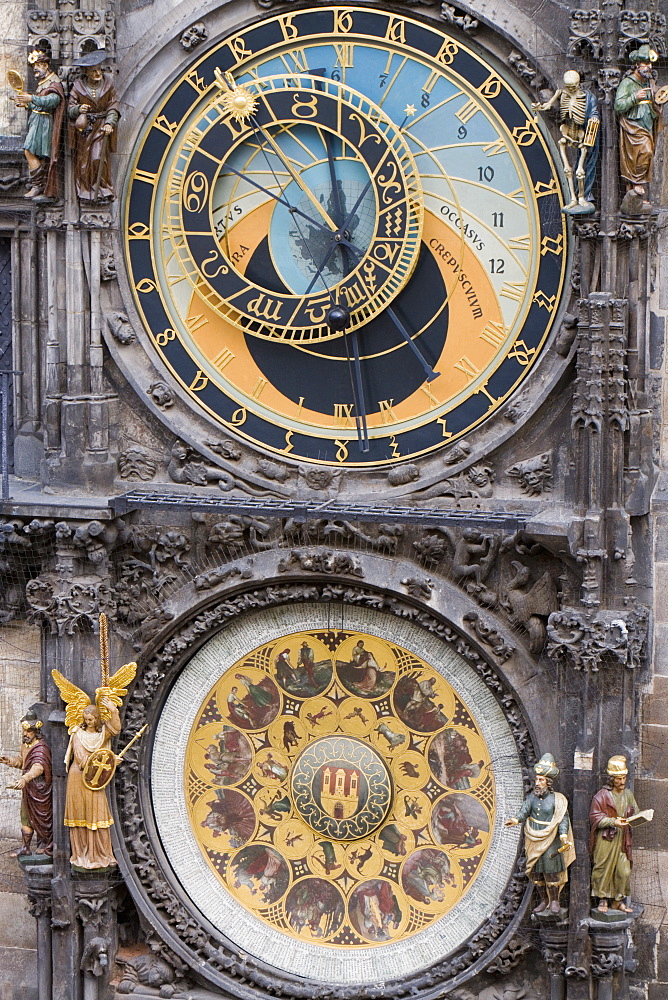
67;48;120;203
52;614;146;870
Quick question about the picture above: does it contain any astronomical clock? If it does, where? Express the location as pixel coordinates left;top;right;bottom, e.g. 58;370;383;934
115;2;571;996
123;3;568;473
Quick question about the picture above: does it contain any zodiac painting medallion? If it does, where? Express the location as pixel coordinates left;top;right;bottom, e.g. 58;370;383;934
180;624;493;946
152;605;524;983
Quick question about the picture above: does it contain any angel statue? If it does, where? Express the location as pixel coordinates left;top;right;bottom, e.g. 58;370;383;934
52;614;137;870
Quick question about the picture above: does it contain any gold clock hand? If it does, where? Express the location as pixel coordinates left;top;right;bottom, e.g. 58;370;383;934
250;109;338;232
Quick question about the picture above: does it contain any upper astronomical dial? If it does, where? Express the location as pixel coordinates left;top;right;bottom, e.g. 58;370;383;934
171;75;424;343
125;5;568;466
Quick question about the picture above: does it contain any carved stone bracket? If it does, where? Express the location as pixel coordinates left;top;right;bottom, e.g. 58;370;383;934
76;885;120;983
539;926;568;978
546;605;648;672
28;7;115;63
485;933;533;974
568;9;603;59
568;6;666;63
28;891;52;919
115;581;534;1000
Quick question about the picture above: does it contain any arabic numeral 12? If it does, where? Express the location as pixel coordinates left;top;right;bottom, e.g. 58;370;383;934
489;258;505;274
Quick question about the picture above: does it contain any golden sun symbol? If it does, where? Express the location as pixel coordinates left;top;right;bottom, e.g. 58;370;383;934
221;84;258;122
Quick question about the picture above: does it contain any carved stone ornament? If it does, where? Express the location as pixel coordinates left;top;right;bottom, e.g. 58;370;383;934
417;463;495;501
194;560;254;592
485;934;533;974
26;577;115;635
107;312;136;346
462;612;514;662
507;51;546;92
540;928;568;976
591;952;624;978
147;382;174;408
277;547;364;577
400;575;433;600
568;9;603;59
180;21;208;50
440;3;478;33
207;440;243;461
618;11;667;57
117;447;157;481
387;464;420;486
80;211;112;230
546;606;648;672
115;581;533;1000
100;241;116;282
256;458;289;481
507;453;553;496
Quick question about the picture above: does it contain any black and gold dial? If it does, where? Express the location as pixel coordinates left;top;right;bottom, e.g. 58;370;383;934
168;74;423;343
125;5;568;467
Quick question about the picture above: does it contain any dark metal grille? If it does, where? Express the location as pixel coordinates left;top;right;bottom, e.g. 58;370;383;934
111;490;530;529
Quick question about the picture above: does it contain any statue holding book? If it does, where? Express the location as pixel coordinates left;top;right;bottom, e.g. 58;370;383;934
589;754;653;915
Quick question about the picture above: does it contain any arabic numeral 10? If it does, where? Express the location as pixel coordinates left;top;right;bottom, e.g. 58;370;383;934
478;166;494;182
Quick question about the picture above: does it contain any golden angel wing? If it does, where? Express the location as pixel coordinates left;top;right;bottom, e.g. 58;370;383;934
51;669;92;733
96;660;138;715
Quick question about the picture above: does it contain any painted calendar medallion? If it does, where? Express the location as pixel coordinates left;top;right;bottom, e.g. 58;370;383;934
152;604;524;984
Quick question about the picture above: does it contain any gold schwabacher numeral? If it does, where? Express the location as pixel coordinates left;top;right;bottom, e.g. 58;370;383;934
385;16;406;44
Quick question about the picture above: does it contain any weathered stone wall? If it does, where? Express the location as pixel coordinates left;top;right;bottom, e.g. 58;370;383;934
0;0;27;142
0;622;40;839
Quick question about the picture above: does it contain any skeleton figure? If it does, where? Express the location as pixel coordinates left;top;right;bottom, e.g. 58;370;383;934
533;71;599;214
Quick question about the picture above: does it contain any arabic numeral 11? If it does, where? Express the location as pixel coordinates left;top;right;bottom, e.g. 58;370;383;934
478;166;494;182
492;212;504;227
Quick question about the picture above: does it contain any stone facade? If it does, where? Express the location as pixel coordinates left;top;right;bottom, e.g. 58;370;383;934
0;0;666;998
